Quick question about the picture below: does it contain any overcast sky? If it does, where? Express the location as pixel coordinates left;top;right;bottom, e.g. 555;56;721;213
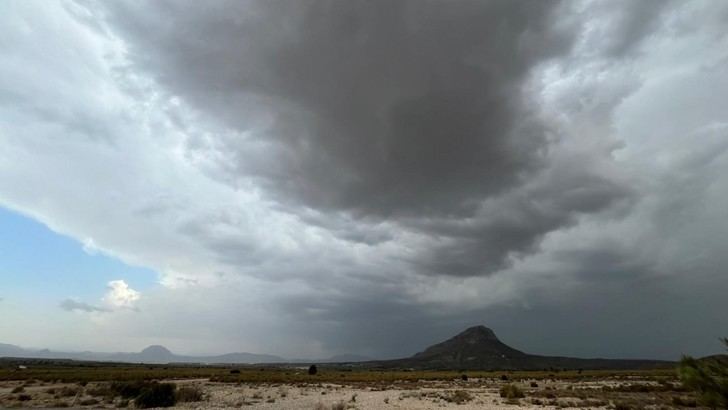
1;0;727;360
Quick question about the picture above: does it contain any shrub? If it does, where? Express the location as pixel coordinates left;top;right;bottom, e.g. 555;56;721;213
500;374;509;381
672;396;697;407
445;390;474;404
500;384;525;399
175;386;203;402
133;382;176;408
18;394;32;401
86;383;115;398
308;364;318;375
678;337;728;409
11;386;24;393
134;382;177;408
79;398;99;406
58;386;80;397
460;374;468;381
230;369;240;374
530;381;538;388
110;380;153;399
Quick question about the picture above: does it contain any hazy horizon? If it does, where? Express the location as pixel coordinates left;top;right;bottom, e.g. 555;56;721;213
1;0;727;362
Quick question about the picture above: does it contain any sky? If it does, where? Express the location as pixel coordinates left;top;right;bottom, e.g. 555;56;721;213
0;0;727;361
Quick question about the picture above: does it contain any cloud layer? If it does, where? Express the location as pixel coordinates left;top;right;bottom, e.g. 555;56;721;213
0;0;727;359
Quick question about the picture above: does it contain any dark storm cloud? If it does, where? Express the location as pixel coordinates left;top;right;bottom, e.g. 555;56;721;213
95;0;632;276
593;0;673;57
59;299;110;313
105;0;568;217
2;0;726;360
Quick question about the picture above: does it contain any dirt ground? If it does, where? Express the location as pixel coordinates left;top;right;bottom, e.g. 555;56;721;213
0;376;698;409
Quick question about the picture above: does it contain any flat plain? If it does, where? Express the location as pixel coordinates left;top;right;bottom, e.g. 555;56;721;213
0;362;704;409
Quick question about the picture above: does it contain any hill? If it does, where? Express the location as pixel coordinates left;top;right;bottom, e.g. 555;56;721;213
0;344;285;364
368;325;673;370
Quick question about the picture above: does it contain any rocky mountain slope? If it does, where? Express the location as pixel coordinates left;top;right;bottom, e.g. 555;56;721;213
369;325;673;370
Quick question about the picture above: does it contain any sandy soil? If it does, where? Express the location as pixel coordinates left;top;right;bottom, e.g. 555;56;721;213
175;380;522;409
0;377;684;409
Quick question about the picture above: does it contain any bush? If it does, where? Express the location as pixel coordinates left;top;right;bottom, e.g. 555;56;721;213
672;396;697;407
460;374;468;381
11;386;24;393
175;386;203;402
530;381;538;388
445;390;474;404
18;394;32;401
678;337;728;409
308;364;318;375
79;398;99;406
57;386;79;397
110;380;153;399
134;382;177;408
86;383;115;398
500;384;525;399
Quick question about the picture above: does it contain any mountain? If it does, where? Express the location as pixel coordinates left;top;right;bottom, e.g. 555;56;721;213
370;325;674;370
136;345;175;363
205;352;284;364
0;344;285;364
0;326;676;369
0;343;26;357
324;354;373;363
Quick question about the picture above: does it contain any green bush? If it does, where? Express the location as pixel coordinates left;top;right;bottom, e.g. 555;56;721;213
134;382;177;408
500;384;525;399
79;398;99;406
446;390;474;404
110;380;153;398
678;338;728;409
175;386;203;402
672;396;697;407
57;386;79;397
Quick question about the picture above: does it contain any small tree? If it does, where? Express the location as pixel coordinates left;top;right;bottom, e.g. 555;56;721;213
308;364;318;375
678;338;728;409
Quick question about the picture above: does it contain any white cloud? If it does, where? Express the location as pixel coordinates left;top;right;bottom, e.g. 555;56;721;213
104;280;141;310
82;237;99;255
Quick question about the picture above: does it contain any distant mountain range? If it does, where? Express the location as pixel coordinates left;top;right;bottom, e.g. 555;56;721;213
0;342;371;364
1;325;677;369
368;325;674;370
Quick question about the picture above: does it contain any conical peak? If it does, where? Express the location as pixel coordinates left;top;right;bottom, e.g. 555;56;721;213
141;345;172;355
457;325;498;341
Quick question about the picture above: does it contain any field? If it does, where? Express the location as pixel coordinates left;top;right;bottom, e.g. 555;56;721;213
0;360;704;409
